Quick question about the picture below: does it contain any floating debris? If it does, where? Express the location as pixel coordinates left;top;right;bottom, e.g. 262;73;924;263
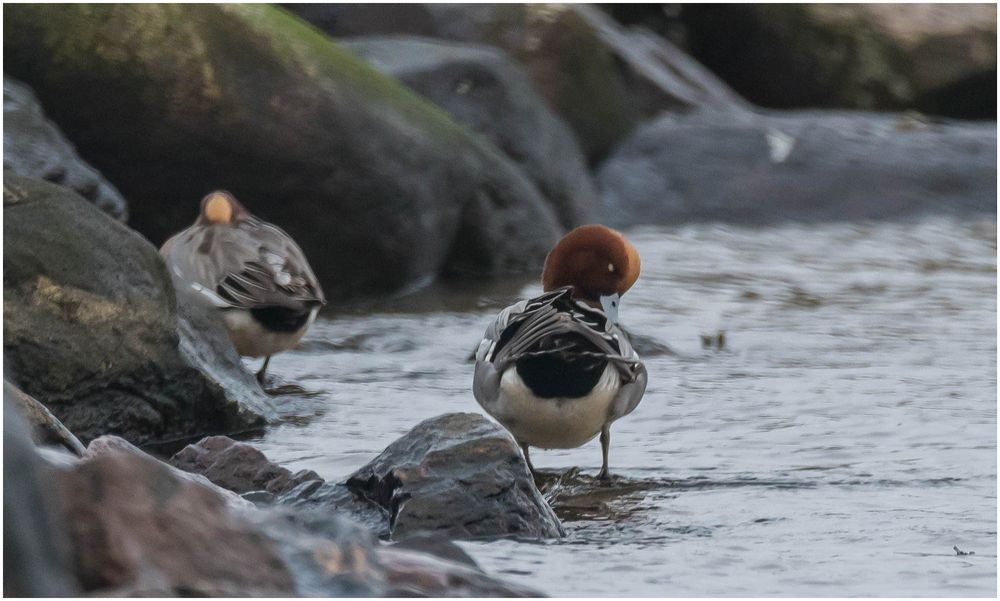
953;546;975;556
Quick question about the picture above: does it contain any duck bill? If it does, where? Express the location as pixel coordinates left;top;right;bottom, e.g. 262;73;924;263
600;293;620;326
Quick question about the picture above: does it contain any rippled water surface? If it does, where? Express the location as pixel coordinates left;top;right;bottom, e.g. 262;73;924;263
249;216;997;596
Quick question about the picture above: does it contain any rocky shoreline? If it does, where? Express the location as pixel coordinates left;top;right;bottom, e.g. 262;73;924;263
4;3;995;597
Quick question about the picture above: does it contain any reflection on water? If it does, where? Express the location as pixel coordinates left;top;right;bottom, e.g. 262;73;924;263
249;216;997;596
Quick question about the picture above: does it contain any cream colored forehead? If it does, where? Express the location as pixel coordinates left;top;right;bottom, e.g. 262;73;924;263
203;193;233;223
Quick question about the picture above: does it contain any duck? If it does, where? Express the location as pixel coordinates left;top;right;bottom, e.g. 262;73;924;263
473;224;648;480
160;190;325;383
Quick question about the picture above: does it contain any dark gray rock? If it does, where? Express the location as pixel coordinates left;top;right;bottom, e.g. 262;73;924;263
598;110;997;227
343;35;598;230
287;3;637;162
344;412;564;540
4;379;86;456
4;4;564;301
3;174;273;445
170;435;322;496
3;75;128;221
3;400;81;597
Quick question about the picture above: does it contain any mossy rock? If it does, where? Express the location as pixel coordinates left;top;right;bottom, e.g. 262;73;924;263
4;4;563;301
3;174;271;445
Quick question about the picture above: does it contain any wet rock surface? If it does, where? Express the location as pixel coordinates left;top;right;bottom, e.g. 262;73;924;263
343;412;564;540
3;402;81;597
170;435;322;496
3;75;128;221
343;35;597;230
4;4;565;301
598;110;997;227
3;174;271;445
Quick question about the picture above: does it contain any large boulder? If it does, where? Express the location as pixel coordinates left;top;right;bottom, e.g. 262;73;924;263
3;174;272;445
3;402;81;597
342;412;563;540
3;75;128;221
681;4;997;118
4;4;566;300
342;35;598;229
287;3;637;161
597;110;997;227
5;380;86;456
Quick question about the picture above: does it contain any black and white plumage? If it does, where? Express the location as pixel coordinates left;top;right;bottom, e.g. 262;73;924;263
473;286;647;478
161;191;324;382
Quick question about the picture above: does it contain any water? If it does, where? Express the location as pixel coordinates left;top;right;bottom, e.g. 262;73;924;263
248;215;997;596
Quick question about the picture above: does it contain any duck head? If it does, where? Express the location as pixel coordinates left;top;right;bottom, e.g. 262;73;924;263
197;190;250;226
542;224;640;325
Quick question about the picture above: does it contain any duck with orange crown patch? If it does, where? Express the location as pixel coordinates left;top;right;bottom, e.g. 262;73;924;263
473;225;648;480
161;191;325;385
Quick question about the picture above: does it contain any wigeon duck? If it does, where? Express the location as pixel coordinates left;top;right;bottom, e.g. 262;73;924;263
473;225;648;480
161;191;325;383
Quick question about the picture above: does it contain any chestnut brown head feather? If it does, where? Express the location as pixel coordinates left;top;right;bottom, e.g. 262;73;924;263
542;224;640;300
198;190;248;225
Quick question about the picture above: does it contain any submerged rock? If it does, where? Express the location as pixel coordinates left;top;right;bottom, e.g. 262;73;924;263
170;435;322;496
343;35;598;230
4;4;564;300
598;110;997;227
3;75;128;221
3;401;81;597
344;412;564;540
3;174;272;445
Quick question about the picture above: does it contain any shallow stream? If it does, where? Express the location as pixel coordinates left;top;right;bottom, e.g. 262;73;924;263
249;216;996;596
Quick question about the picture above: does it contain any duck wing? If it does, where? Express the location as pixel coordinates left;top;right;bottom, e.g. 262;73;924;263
162;218;324;311
478;287;642;381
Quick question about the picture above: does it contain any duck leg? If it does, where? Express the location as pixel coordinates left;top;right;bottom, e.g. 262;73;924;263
256;356;271;384
597;425;612;481
520;442;536;475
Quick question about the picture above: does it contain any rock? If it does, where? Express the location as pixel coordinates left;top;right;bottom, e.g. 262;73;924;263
3;75;128;221
3;174;272;445
597;110;997;227
342;35;597;230
681;4;997;118
170;435;322;496
3;400;81;597
287;3;636;161
61;435;539;596
388;533;480;568
4;379;86;456
4;4;565;301
50;438;296;595
377;546;543;597
344;412;563;540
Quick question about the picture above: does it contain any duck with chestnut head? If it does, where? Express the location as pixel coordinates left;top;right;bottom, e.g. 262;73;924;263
161;191;325;384
473;224;648;480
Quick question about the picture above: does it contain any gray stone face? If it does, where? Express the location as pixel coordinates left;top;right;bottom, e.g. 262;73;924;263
598;110;997;227
3;75;127;221
343;35;599;231
344;412;564;540
3;174;273;445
